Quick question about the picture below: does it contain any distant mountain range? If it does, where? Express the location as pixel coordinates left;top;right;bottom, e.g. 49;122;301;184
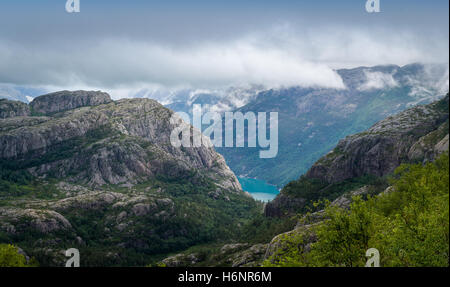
0;84;46;103
266;93;449;217
0;66;448;266
217;63;449;186
157;93;449;267
1;63;448;187
120;63;449;187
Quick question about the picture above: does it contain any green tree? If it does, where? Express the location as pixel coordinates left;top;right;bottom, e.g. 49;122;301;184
264;153;449;267
0;244;37;267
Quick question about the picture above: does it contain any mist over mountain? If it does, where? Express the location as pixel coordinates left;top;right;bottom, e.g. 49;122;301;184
2;63;448;188
217;63;449;186
157;93;449;267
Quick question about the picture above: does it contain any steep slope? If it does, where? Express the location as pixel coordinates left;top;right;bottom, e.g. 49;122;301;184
217;63;449;186
0;91;241;189
166;93;448;267
306;95;449;183
263;154;449;267
29;90;113;115
0;99;30;118
265;94;449;217
0;91;258;266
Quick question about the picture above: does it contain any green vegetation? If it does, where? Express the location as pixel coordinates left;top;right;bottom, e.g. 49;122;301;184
238;215;296;244
0;175;265;266
282;175;388;213
264;153;449;267
0;244;38;267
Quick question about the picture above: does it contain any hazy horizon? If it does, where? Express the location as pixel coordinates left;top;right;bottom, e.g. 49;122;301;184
1;0;449;97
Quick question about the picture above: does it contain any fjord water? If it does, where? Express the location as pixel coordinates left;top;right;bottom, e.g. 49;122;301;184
238;177;280;202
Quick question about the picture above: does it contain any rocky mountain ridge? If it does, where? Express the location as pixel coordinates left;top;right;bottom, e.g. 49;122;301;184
0;90;241;190
161;93;448;267
265;94;449;217
306;94;449;183
0;90;258;266
218;63;449;186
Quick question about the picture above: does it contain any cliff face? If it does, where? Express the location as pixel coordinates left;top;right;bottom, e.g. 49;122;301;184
266;94;449;217
306;95;449;183
0;99;30;118
29;90;113;115
0;90;251;266
217;63;449;187
0;92;241;190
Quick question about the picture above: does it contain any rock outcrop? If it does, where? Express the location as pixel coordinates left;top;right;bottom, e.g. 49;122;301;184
0;99;30;118
266;94;449;217
159;242;269;267
306;95;449;183
0;91;241;191
263;185;392;264
29;90;112;115
0;90;253;267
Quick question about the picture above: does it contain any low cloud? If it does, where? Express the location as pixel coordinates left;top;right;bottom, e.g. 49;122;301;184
0;25;448;93
0;37;345;90
358;71;399;91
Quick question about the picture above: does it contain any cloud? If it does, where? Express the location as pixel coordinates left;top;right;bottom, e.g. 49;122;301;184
0;25;448;93
358;70;399;91
0;36;345;90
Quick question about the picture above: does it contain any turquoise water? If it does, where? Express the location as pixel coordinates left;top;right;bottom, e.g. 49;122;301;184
238;177;280;202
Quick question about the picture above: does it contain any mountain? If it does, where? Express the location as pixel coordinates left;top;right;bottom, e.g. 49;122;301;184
2;64;448;189
157;93;448;267
0;90;260;266
261;94;449;266
164;85;264;115
0;99;30;118
217;63;449;186
265;94;449;217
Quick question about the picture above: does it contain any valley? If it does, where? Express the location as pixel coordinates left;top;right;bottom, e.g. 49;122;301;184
237;177;279;202
0;72;448;267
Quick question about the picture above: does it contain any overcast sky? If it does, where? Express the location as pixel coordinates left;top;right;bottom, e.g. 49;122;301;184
0;0;448;93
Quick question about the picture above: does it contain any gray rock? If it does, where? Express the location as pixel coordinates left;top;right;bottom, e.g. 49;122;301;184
0;99;30;118
266;95;449;217
306;95;449;183
30;90;112;115
0;93;242;192
132;203;155;217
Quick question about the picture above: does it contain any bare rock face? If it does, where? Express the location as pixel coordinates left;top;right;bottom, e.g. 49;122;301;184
158;242;269;267
0;91;252;267
0;99;30;118
30;90;112;115
230;244;268;267
264;223;318;262
0;92;242;192
306;95;449;184
408;121;449;162
0;208;72;234
266;94;449;218
161;253;202;267
0;108;110;159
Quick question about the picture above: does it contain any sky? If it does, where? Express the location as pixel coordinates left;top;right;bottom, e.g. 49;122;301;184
0;0;449;96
